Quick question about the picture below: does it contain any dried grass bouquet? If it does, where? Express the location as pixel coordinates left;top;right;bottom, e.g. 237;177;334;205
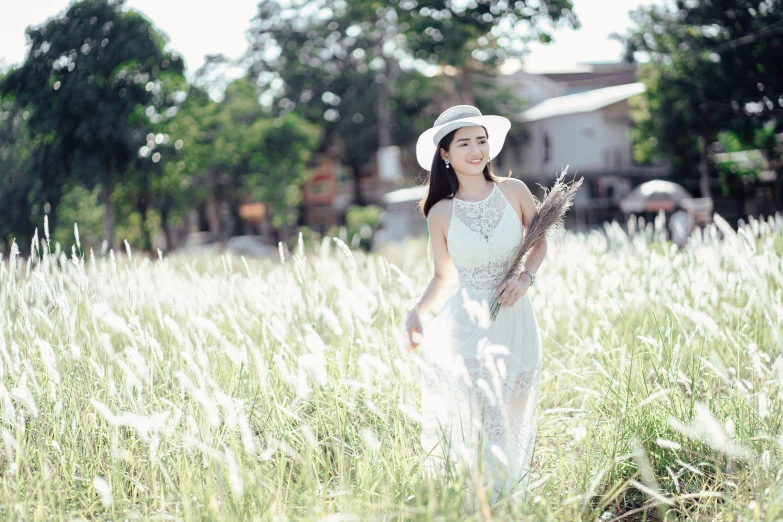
489;166;584;321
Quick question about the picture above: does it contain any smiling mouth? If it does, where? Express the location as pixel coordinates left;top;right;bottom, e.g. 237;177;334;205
468;159;483;164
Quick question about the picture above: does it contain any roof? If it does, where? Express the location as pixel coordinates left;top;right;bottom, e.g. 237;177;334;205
520;82;646;123
522;61;636;77
521;62;594;75
383;184;428;205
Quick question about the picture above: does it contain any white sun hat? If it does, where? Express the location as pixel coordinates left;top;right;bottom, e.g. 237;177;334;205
416;105;511;171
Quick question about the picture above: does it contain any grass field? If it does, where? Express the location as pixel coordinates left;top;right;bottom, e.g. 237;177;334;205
0;212;781;521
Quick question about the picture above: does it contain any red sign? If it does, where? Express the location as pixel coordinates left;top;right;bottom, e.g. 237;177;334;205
304;158;337;205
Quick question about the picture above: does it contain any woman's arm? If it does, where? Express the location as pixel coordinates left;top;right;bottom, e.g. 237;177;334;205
515;179;548;284
412;202;457;315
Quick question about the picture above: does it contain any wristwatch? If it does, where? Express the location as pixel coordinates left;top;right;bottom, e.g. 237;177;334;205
521;270;535;286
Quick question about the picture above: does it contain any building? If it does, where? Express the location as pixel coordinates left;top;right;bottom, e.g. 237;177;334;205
494;63;669;227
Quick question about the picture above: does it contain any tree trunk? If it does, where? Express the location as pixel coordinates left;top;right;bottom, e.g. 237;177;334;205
698;134;711;198
160;202;173;252
460;57;474;106
136;194;151;252
351;161;366;206
260;213;274;244
297;196;308;230
101;179;115;253
205;193;220;241
230;197;244;237
377;59;395;149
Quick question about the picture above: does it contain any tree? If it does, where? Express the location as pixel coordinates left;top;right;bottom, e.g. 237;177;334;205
169;77;321;245
1;0;184;251
248;0;437;205
678;0;783;207
620;1;783;203
393;0;579;106
0;92;74;254
0;98;36;253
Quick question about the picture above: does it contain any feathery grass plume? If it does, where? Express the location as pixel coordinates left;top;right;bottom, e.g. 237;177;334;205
92;476;112;508
74;223;80;251
489;165;584;320
2;429;18;476
9;239;19;276
333;237;358;271
32;228;39;261
44;215;50;246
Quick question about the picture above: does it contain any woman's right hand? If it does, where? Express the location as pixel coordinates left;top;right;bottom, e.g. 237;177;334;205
405;306;423;351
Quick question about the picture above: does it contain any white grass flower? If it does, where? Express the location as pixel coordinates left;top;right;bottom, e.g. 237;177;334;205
236;408;257;455
92;476;112;508
9;239;19;270
10;375;38;418
300;327;328;386
568;426;587;443
44;215;50;244
316;305;344;336
2;429;18;476
667;403;753;460
655;438;682;450
163;315;186;346
299;424;320;453
0;383;16;425
359;428;381;452
74;223;80;250
628;435;673;506
223;445;244;496
32;228;39;258
396;402;423;424
332;237;357;271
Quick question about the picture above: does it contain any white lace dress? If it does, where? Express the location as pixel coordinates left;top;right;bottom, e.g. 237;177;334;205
419;181;542;498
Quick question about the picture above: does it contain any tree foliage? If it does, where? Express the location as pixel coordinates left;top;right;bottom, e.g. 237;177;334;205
1;0;185;250
620;0;783;202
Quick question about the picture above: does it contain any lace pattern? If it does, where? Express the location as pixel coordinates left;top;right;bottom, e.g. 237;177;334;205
456;246;521;291
450;184;522;291
421;362;540;448
453;185;505;241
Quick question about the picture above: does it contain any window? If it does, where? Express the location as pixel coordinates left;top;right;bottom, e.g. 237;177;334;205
543;133;551;163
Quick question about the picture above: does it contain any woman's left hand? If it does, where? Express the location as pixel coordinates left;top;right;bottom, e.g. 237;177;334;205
495;277;530;308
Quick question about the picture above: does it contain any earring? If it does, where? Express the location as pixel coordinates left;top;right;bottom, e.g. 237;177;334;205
445;159;450;169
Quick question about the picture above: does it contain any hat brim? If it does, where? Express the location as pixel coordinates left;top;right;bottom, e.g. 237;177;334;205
416;115;511;171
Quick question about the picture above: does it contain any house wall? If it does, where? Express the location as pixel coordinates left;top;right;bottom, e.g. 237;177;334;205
501;100;635;180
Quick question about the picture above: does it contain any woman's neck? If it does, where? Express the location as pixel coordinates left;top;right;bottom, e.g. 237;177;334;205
455;176;491;201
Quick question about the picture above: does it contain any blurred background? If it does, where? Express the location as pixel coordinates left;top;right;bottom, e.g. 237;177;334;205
1;0;781;257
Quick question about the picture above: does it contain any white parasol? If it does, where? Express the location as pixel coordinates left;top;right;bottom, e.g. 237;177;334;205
619;179;692;213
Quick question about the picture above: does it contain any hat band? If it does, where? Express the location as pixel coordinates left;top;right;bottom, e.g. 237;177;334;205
432;120;486;146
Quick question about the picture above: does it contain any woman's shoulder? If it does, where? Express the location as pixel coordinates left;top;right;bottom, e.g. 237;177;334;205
497;177;538;227
496;177;530;195
427;197;453;232
428;197;453;217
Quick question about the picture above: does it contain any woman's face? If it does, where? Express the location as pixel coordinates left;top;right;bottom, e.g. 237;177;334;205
441;126;489;176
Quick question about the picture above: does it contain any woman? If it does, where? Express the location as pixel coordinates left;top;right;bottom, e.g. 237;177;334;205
405;105;546;501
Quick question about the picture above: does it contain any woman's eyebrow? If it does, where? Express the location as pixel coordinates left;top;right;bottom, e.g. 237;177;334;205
455;136;488;142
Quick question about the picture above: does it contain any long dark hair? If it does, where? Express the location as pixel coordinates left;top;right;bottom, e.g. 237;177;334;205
418;126;506;217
